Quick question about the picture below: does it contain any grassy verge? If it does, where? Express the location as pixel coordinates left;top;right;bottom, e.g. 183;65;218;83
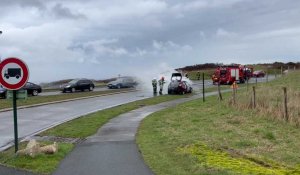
40;94;189;138
137;71;300;175
0;88;133;110
0;141;74;175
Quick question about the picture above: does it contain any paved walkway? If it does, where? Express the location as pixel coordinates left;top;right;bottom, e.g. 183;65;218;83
52;93;206;175
0;165;36;175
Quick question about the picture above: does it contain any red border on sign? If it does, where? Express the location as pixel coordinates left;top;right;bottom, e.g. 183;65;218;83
0;57;29;90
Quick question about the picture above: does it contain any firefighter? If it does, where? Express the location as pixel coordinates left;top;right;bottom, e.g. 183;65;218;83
152;78;157;94
158;76;165;95
196;71;201;80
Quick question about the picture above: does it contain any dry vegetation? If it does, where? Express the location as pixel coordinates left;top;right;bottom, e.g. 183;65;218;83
228;70;300;126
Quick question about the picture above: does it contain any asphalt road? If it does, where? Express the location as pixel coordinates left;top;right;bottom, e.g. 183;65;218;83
37;75;275;96
0;90;154;151
0;75;276;150
40;87;109;96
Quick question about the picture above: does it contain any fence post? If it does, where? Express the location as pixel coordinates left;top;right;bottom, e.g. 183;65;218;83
232;88;236;105
218;81;222;101
252;86;256;108
202;72;205;102
283;87;288;121
255;77;257;86
246;78;249;91
281;66;283;76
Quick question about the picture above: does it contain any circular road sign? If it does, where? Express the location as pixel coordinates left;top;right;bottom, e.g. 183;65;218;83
0;57;29;90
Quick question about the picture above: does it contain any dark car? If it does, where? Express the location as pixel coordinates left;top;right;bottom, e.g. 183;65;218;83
0;85;7;99
168;73;193;94
22;82;42;96
107;77;137;89
252;70;265;78
61;79;95;93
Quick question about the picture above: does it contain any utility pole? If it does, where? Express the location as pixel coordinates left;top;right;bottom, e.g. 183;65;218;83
0;30;2;62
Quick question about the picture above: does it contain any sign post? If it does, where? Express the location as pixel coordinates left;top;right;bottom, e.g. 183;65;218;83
0;57;29;153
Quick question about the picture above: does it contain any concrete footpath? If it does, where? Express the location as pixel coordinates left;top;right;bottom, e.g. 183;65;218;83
52;93;208;175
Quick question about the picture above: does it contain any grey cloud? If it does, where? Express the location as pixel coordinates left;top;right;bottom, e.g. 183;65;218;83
1;0;300;82
51;3;86;20
0;0;45;9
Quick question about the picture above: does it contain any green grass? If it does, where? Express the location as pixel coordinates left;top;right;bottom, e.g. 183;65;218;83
40;94;189;138
137;71;300;175
0;142;74;175
186;69;215;80
0;88;133;110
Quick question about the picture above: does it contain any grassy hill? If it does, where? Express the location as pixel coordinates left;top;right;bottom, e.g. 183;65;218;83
177;62;300;80
137;70;300;175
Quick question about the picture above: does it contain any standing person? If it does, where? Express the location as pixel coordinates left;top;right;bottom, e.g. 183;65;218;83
152;78;157;94
158;77;165;95
197;71;201;80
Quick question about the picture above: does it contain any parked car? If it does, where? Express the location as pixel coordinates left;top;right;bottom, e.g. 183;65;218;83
252;70;265;78
61;79;95;93
107;77;137;89
22;82;42;96
0;85;7;99
168;73;193;94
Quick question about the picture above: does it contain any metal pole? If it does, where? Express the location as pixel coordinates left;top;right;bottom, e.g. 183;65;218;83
0;31;2;62
202;72;205;102
13;90;18;153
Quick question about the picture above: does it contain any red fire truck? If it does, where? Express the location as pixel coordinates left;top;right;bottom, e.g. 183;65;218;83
212;65;253;85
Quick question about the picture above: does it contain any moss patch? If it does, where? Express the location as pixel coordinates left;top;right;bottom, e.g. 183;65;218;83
179;142;300;175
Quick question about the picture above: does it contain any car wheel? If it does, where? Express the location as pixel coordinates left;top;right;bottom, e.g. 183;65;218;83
32;90;38;96
89;86;94;91
71;88;76;93
117;84;121;89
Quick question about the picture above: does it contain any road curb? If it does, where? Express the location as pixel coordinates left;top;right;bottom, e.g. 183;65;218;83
0;89;138;113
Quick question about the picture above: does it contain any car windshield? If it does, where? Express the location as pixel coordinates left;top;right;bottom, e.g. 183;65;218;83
69;79;79;84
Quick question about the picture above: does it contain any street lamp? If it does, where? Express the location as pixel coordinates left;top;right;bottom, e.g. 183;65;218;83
0;31;2;62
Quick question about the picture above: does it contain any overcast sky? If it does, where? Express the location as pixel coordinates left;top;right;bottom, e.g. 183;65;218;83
0;0;300;82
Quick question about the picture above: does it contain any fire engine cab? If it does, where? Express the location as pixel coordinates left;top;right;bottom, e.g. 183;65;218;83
212;65;253;85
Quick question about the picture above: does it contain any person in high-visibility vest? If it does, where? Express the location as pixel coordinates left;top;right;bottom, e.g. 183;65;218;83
152;78;157;94
158;77;165;95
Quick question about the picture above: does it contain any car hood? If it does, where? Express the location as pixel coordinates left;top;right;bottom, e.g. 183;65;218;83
107;81;120;85
0;88;6;92
61;83;74;88
168;81;180;88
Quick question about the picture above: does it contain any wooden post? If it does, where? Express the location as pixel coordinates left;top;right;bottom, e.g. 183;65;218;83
252;86;256;108
281;66;283;76
255;77;257;86
294;66;296;70
218;81;222;101
283;87;288;121
202;72;205;102
266;72;268;83
232;86;236;105
246;78;249;91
